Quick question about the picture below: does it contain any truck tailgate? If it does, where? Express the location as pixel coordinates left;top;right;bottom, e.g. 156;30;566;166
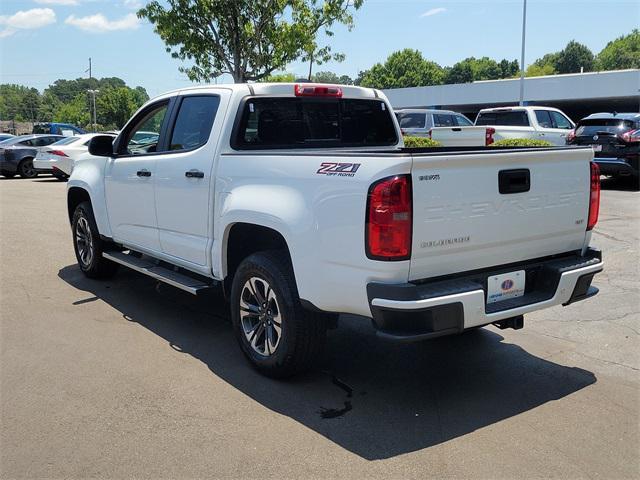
409;147;593;281
430;126;487;147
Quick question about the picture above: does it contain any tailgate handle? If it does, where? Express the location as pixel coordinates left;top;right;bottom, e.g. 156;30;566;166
499;169;530;194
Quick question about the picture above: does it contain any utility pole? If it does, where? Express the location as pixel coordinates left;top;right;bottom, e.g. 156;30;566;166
518;0;527;106
87;89;99;132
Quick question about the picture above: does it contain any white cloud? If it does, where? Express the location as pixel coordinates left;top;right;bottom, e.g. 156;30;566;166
35;0;80;5
420;7;446;18
123;0;142;9
0;8;56;37
65;12;140;32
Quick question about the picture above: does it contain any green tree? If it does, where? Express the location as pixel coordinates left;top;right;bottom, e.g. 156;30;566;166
445;57;516;84
359;49;444;89
138;0;363;83
525;63;556;77
555;40;594;73
53;94;91;127
596;29;640;70
263;72;297;82
499;59;520;78
96;86;145;129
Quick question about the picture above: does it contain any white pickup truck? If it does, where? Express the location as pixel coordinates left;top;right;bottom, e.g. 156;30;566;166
67;83;603;377
430;106;576;147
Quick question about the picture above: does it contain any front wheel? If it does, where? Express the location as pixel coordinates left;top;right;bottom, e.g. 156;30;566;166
72;201;119;279
18;158;38;178
230;251;327;378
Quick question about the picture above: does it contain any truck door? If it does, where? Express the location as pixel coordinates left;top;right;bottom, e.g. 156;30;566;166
153;90;229;268
105;99;172;253
534;110;573;145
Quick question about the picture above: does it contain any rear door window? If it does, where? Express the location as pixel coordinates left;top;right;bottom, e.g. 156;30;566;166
433;114;455;127
397;112;426;129
168;95;220;151
535;110;553;128
476;111;530;126
234;97;397;149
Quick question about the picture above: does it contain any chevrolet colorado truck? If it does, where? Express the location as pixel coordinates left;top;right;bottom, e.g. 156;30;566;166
67;83;603;377
429;106;575;147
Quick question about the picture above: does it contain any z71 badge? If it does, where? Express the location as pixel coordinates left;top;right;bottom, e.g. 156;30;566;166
316;162;361;177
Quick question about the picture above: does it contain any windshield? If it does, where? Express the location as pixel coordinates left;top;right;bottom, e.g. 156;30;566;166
397;112;426;129
576;119;636;136
234;97;398;149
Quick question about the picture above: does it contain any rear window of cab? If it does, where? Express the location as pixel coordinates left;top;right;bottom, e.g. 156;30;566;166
232;97;398;149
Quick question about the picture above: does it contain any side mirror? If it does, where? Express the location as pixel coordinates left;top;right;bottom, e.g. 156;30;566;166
88;135;114;157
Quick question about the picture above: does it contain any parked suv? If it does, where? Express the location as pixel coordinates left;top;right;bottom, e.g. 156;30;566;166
0;134;64;178
395;108;473;137
568;113;639;187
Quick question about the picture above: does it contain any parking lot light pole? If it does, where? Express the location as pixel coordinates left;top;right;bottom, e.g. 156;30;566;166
519;0;527;106
87;89;99;132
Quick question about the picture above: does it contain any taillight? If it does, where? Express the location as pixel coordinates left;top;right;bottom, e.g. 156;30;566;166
294;84;342;97
587;162;600;231
47;150;68;157
620;129;640;143
567;129;576;143
485;127;495;146
366;175;412;260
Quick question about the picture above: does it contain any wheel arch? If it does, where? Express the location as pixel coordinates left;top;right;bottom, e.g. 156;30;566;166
67;187;92;225
223;222;293;298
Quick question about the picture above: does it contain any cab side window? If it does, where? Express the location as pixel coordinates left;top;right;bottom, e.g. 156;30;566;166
121;102;169;155
169;96;220;151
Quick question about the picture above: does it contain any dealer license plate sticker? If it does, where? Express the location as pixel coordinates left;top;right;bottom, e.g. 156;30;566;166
487;270;526;304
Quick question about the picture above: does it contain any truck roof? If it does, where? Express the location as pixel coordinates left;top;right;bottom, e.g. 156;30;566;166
478;105;564;114
152;82;381;101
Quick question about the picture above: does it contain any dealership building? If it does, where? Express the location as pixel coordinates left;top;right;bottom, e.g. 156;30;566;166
383;69;640;122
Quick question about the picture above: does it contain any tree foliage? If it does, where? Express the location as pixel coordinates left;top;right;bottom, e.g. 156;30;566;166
138;0;363;83
445;57;518;84
359;49;445;89
0;77;148;130
596;29;640;70
555;40;594;73
312;70;353;84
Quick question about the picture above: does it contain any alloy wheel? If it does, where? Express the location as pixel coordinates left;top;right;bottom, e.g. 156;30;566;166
240;276;282;356
75;216;94;267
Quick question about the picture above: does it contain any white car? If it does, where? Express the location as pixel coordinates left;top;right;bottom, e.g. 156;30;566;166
430;106;576;146
34;133;116;179
67;83;602;377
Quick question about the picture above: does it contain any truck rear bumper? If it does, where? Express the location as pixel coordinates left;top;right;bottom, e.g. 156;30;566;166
367;249;603;342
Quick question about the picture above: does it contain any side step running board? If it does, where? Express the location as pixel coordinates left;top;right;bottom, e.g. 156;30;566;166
103;251;214;295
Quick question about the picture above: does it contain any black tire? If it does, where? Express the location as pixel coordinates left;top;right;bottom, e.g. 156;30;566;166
1;170;16;178
17;158;38;178
230;251;327;378
72;201;119;279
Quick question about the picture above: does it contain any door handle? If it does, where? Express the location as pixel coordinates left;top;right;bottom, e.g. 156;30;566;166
185;169;204;178
539;133;545;136
136;169;151;177
499;169;530;194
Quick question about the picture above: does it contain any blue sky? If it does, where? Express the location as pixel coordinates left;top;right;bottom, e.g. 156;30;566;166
1;0;638;97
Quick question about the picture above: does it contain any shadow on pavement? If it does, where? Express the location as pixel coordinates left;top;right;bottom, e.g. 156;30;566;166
59;264;596;460
600;176;639;192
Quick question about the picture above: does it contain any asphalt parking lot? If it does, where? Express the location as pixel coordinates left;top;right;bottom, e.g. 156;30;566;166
1;176;638;479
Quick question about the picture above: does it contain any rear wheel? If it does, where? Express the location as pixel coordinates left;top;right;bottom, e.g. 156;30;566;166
230;251;327;378
72;201;119;279
18;158;37;178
